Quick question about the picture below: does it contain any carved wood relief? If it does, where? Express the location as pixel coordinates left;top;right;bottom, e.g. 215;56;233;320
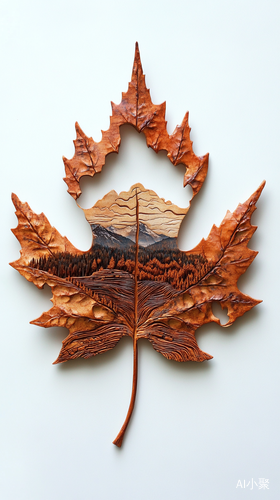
11;43;265;447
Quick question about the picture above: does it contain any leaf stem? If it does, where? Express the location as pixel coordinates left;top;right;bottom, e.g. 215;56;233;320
112;335;138;447
113;188;139;447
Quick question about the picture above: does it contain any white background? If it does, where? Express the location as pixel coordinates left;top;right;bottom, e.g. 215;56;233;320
1;1;279;499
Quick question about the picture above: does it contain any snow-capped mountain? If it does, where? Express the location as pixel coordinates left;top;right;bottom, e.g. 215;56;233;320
91;222;175;249
91;224;134;248
108;222;166;247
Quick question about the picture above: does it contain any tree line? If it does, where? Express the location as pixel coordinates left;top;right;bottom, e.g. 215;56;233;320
29;244;210;290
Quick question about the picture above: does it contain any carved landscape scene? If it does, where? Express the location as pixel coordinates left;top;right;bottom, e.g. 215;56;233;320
29;184;209;291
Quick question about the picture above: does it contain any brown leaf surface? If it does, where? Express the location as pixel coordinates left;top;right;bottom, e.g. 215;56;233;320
10;44;265;447
11;182;264;365
63;43;208;200
15;265;129;361
11;194;83;272
11;180;264;447
138;182;265;362
10;182;264;448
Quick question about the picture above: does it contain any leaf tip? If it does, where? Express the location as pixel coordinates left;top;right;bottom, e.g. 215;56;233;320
132;40;143;77
202;352;213;361
75;121;86;139
30;318;41;326
52;357;61;365
11;192;19;207
255;180;266;200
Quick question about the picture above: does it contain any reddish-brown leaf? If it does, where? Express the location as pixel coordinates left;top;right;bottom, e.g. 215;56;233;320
10;44;264;447
63;43;208;200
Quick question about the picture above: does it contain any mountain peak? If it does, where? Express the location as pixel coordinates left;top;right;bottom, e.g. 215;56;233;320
91;222;173;248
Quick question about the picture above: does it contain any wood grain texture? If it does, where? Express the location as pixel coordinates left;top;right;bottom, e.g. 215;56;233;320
10;43;265;447
63;43;209;200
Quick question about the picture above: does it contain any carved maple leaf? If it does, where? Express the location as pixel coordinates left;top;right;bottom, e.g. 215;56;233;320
10;43;265;447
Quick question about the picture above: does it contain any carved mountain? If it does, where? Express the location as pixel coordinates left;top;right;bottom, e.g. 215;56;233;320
91;224;134;248
84;183;188;242
108;222;167;247
146;237;177;250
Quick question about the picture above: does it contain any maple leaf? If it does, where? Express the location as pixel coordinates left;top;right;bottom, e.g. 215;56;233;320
10;43;265;447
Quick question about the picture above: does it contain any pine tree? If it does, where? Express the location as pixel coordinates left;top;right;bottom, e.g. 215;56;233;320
91;259;97;273
108;256;115;269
